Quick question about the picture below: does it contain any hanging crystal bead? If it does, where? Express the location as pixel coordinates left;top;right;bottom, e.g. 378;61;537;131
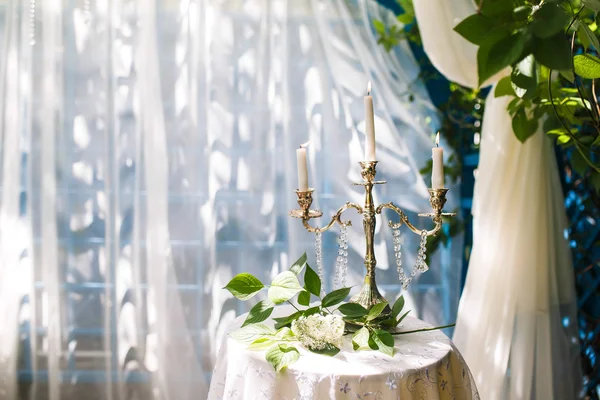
393;228;406;287
393;229;429;290
334;224;349;289
415;230;429;273
29;0;36;46
315;231;325;296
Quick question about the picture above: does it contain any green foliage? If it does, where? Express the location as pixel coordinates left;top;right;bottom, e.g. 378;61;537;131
366;302;389;321
321;287;352;307
242;300;274;327
303;265;321;297
224;273;264;300
574;54;600;78
289;252;308;275
266;344;300;372
451;0;600;181
337;303;369;318
268;271;304;304
226;254;451;371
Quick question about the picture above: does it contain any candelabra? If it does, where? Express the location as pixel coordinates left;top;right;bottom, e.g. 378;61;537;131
289;161;455;316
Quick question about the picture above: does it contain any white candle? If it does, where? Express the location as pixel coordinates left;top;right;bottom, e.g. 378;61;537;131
296;142;309;191
364;81;376;161
431;132;444;189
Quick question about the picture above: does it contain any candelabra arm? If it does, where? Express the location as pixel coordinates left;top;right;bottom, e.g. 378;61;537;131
301;202;363;234
376;202;442;237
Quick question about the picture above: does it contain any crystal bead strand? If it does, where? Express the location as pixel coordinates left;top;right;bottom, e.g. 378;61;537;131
29;0;36;46
314;231;325;296
334;224;349;289
415;230;429;273
339;225;349;287
395;229;429;290
392;227;407;287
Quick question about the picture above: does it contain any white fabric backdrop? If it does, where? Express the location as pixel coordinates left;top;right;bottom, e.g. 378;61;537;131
0;0;462;399
413;0;582;398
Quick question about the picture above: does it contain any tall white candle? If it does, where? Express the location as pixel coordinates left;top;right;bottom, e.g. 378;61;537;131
431;132;444;189
296;142;309;191
364;81;376;161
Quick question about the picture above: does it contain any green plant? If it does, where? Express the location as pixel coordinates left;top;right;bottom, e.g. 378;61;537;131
224;253;453;371
374;0;421;50
454;0;600;189
374;0;486;257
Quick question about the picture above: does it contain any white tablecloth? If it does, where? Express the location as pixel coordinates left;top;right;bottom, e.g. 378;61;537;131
208;311;479;400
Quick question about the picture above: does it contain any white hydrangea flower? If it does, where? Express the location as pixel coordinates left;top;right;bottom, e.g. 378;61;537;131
291;313;345;350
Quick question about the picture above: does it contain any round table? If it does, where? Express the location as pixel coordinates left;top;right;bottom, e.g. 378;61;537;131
209;312;479;400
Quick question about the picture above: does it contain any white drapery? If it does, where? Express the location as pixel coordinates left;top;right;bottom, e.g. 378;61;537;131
0;0;461;399
413;0;582;398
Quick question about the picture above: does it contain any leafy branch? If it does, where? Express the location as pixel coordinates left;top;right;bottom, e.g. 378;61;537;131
224;253;451;371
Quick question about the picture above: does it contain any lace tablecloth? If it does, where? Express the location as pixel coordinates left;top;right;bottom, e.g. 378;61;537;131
208;312;479;400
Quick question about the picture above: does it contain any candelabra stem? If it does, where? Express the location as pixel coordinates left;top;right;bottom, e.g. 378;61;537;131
349;161;391;316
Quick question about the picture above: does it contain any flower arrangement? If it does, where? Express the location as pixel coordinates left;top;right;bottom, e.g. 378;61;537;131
224;253;452;371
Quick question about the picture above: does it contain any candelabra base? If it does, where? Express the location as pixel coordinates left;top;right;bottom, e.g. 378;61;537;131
349;276;392;317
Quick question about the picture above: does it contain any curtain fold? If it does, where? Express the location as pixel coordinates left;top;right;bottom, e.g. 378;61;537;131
0;1;462;399
413;0;582;398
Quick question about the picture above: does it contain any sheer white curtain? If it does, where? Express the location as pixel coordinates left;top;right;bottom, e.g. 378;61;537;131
414;0;582;398
0;0;461;399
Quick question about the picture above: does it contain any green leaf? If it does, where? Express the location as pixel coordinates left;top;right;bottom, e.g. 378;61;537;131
572;149;589;175
366;302;389;321
557;134;572;144
454;14;493;45
275;327;295;340
478;33;526;86
547;128;569;136
273;311;302;329
368;331;379;350
379;318;398;328
304;265;321;297
230;324;276;344
392;295;405;319
337;303;369;318
268;271;304;304
512;108;539;143
396;310;411;326
574;54;600;78
352;327;370;350
307;344;341;357
532;4;570;38
481;0;514;16
303;306;321;317
534;35;572;70
495;76;516;97
583;0;600;13
224;273;264;301
248;337;276;350
373;329;395;357
242;300;274;327
297;290;310;306
373;19;386;34
321;287;351;307
265;344;300;372
578;23;600;51
513;5;532;21
289;253;307;275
